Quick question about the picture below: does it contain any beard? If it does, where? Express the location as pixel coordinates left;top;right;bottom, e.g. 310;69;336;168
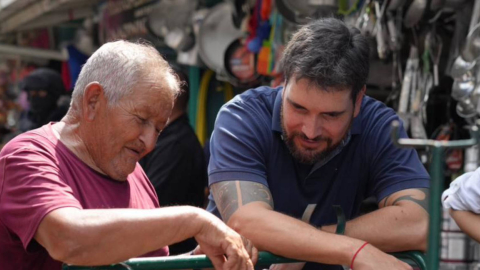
281;107;353;165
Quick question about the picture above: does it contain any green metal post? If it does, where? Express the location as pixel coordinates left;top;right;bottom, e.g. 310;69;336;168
390;122;480;270
427;146;444;270
188;66;200;130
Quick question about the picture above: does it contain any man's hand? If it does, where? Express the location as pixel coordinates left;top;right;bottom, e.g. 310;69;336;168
352;244;412;270
194;212;257;270
268;245;413;270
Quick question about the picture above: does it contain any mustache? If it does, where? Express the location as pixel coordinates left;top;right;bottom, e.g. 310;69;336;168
292;132;331;142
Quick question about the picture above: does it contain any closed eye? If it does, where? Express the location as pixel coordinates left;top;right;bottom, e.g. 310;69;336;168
136;115;148;124
325;112;342;118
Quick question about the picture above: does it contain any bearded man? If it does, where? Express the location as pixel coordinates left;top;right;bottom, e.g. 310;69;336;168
206;18;429;270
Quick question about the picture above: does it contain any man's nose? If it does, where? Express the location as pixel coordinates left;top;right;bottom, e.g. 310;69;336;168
301;116;322;139
140;126;158;154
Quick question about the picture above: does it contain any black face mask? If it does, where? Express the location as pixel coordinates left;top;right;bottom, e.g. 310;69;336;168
27;93;58;127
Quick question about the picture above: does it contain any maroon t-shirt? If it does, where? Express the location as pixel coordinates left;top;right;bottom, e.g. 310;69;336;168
0;123;169;270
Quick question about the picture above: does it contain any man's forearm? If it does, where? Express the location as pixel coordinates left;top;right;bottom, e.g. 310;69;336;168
36;206;208;265
450;209;480;243
322;203;428;252
228;202;365;266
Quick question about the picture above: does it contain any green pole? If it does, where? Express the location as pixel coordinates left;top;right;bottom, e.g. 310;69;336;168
390;122;480;270
188;66;200;130
62;251;426;270
427;146;444;270
63;252;297;270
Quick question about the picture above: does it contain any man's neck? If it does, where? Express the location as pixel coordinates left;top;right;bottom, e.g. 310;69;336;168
52;115;106;176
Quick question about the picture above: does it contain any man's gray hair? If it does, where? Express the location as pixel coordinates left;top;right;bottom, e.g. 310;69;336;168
71;40;180;108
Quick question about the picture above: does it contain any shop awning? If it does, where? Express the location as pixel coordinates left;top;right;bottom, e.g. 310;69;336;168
0;0;101;34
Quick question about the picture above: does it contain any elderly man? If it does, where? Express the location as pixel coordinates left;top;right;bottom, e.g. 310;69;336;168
207;18;429;270
0;41;255;270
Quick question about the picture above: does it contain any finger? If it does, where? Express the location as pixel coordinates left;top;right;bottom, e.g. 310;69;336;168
209;254;226;270
398;258;412;270
243;237;253;260
238;244;253;270
224;247;241;270
192;245;203;255
251;246;259;265
246;257;254;270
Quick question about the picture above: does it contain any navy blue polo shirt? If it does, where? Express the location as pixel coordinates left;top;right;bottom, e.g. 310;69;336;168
207;86;429;269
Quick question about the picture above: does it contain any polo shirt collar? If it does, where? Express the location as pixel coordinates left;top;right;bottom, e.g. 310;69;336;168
271;87;283;133
271;87;363;135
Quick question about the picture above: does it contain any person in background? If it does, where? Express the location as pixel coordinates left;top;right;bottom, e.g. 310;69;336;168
0;40;256;270
18;68;70;131
443;167;480;243
207;18;429;270
140;67;208;255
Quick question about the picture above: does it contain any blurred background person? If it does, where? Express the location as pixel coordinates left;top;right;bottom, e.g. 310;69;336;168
140;67;208;255
18;68;69;131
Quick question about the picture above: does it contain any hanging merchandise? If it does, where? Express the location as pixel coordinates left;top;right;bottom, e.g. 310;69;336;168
373;0;390;60
146;0;198;52
198;3;244;80
229;0;254;29
275;0;338;25
224;39;260;86
450;1;480;122
429;122;464;173
463;144;478;173
99;0;156;43
404;0;428;28
398;45;420;132
247;0;271;54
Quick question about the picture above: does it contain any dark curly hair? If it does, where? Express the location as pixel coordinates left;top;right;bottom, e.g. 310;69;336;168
280;17;370;102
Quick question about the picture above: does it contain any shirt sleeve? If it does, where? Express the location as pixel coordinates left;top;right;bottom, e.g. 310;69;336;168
366;111;430;203
208;99;270;187
442;169;480;213
0;147;82;251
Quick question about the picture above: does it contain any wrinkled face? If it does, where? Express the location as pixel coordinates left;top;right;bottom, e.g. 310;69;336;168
88;85;173;181
281;78;363;164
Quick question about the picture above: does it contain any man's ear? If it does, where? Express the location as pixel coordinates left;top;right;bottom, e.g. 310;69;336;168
82;82;104;122
353;85;366;118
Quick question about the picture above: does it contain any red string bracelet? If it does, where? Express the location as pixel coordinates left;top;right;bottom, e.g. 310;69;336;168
350;242;369;269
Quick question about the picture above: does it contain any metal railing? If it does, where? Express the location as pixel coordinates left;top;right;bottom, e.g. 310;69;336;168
63;251;426;270
391;121;480;270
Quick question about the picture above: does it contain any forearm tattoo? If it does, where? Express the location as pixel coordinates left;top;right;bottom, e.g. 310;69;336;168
211;181;274;222
384;188;429;212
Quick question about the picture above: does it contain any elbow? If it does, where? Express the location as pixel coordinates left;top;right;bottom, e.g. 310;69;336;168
416;227;428;252
226;205;263;238
46;236;84;264
412;215;429;252
227;212;252;236
41;228;91;265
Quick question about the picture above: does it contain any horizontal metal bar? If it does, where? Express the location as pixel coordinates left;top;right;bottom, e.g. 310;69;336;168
390;120;479;149
63;252;297;270
63;251;426;270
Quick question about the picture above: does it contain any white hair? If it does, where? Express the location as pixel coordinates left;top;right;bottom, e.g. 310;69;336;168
71;40;179;108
